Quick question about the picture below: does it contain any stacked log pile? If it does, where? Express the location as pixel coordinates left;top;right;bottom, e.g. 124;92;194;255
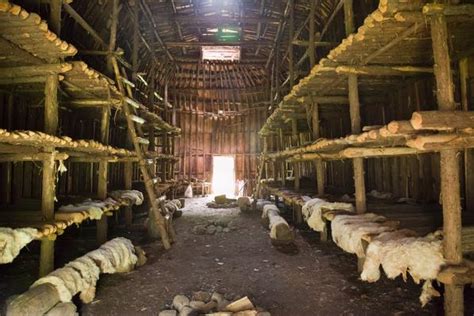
0;129;136;157
0;2;77;65
264;112;474;162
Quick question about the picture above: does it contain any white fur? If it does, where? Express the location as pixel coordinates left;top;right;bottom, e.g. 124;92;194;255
0;227;38;264
361;230;445;307
30;238;138;303
109;190;144;205
331;214;396;257
302;199;354;232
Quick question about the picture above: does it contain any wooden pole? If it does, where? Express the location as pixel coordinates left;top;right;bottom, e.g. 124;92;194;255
40;72;59;276
124;161;134;227
348;74;366;214
107;0;119;74
97;107;110;245
49;0;62;36
279;128;286;187
44;74;59;135
131;0;139;83
344;0;355;36
430;12;463;316
308;0;316;68
460;58;474;212
288;0;295;89
311;100;325;196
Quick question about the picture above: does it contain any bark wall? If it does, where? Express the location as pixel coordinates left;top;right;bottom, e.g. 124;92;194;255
174;96;268;195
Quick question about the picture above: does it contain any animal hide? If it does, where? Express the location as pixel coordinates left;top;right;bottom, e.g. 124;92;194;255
109;190;144;205
331;214;397;257
302;198;354;232
30;238;139;304
0;227;38;264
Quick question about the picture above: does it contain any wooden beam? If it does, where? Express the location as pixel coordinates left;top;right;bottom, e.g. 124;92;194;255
344;0;355;36
423;3;474;16
336;65;433;76
44;74;59;136
293;40;335;47
348;74;366;215
49;0;62;36
62;2;108;49
311;98;325;197
164;41;273;48
154;14;281;24
460;58;474;213
288;0;294;89
138;0;174;62
430;10;463;316
308;0;316;68
0;64;72;79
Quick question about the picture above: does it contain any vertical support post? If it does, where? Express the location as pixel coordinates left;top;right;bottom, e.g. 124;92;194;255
107;0;119;74
40;154;56;277
311;99;325;196
2;93;13;203
288;0;295;89
460;58;474;212
348;74;366;214
49;0;62;36
291;118;300;193
96;107;110;245
430;12;463;316
308;0;316;68
162;133;168;183
124;161;133;227
344;0;355;36
279;128;286;187
131;0;139;83
40;72;59;277
44;75;59;135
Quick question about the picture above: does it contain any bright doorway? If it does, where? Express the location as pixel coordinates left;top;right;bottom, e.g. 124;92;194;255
212;156;236;197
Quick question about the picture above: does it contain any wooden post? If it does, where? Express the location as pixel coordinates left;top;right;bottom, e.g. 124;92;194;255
348;74;366;213
107;0;119;74
131;0;139;83
344;0;355;36
40;153;56;276
291;118;300;192
460;58;474;212
96;107;110;245
430;12;463;316
311;99;325;196
44;74;59;135
40;71;59;276
288;0;295;89
49;0;62;36
279;128;286;187
308;0;316;68
124;161;133;227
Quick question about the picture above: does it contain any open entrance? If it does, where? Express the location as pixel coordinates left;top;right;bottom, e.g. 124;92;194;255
212;155;235;196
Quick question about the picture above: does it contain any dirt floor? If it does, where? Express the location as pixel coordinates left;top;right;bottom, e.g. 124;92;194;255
2;196;474;315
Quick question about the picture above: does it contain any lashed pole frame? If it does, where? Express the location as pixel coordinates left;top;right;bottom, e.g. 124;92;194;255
429;10;463;316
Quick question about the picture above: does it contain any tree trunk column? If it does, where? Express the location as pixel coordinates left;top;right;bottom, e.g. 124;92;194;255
311;99;325;196
348;74;366;213
97;107;110;245
430;12;463;316
39;73;59;277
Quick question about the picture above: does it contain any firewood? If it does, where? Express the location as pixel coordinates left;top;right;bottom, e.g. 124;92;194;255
224;296;254;313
